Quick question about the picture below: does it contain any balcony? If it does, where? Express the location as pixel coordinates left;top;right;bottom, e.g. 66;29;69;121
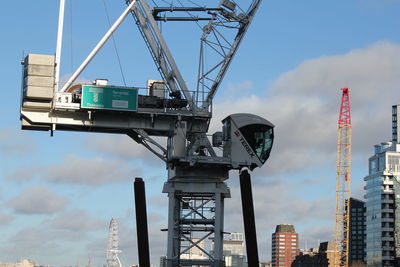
381;217;394;223
382;199;394;204
382;236;395;241
381;208;394;213
382;255;395;261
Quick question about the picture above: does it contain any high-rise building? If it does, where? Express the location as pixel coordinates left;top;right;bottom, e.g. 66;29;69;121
159;256;167;267
271;224;299;267
348;198;366;265
211;232;246;267
393;104;399;144
364;141;400;266
223;232;245;267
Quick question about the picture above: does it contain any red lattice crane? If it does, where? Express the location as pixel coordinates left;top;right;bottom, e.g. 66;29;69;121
334;88;352;267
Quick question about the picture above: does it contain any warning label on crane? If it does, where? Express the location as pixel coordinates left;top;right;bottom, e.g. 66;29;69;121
81;85;138;111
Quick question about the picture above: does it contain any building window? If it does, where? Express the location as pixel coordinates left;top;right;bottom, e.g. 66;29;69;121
378;156;385;171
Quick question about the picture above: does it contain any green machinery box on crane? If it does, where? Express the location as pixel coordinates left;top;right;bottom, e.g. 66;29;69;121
81;85;138;111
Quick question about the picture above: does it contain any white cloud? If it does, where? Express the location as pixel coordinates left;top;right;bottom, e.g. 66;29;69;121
80;41;400;263
44;209;107;231
0;211;107;265
0;212;14;224
147;212;165;224
8;186;69;215
148;195;168;209
206;41;400;260
0;128;36;155
224;176;334;230
44;154;141;185
212;41;400;175
6;167;38;182
7;154;143;186
4;41;399;265
84;217;168;266
227;80;253;92
220;176;335;261
1;227;86;265
85;134;165;165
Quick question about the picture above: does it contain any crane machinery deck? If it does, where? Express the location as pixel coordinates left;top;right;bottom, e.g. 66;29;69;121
19;1;274;266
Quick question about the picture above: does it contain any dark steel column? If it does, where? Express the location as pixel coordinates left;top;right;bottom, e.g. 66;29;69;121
239;170;259;266
134;177;150;267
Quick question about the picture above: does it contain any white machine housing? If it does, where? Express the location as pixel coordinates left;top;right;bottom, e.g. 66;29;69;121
222;113;274;170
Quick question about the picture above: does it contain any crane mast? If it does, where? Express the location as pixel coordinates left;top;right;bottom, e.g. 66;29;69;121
334;88;352;267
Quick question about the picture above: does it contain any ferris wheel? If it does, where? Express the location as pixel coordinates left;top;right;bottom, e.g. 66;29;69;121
107;218;122;267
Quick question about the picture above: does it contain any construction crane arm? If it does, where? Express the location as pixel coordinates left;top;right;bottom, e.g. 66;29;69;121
126;0;263;113
200;0;263;111
127;129;167;162
125;0;195;111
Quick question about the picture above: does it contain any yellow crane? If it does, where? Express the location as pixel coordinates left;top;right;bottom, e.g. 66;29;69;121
334;88;352;267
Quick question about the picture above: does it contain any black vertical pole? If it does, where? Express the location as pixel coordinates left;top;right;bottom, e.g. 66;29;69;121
239;170;260;267
134;177;150;267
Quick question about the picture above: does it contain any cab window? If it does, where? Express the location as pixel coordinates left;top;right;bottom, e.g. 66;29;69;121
239;124;274;163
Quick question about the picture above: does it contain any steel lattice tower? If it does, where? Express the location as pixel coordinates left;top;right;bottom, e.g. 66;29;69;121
334;88;352;267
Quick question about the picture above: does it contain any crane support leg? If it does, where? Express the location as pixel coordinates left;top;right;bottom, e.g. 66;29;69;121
134;177;151;267
163;181;230;267
239;170;260;266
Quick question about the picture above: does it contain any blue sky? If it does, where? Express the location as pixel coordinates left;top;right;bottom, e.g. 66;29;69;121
1;0;400;266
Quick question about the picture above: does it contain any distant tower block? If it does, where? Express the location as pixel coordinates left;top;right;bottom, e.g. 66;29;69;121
393;104;399;143
271;224;299;267
107;218;122;267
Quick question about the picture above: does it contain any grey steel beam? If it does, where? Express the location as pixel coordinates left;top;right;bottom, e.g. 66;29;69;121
21;108;209;136
163;181;230;267
134;177;151;267
239;170;260;267
200;0;263;111
126;0;195;111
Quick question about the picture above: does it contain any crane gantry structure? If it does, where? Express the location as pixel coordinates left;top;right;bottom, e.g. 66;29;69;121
334;88;352;267
20;1;274;266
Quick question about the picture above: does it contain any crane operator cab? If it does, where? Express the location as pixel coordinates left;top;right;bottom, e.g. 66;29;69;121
219;113;274;171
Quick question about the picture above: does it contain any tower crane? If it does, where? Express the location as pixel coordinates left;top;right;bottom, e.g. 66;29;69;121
334;88;352;267
19;1;274;266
